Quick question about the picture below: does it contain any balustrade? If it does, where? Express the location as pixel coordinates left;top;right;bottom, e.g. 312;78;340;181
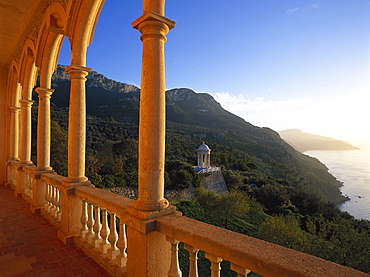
4;176;369;277
7;163;17;190
74;186;132;270
23;171;33;201
156;213;367;277
44;182;62;223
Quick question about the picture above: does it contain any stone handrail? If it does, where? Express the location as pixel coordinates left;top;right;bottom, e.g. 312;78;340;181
157;213;369;277
74;185;135;214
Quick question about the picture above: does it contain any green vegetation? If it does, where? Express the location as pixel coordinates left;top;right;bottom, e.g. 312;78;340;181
29;69;370;274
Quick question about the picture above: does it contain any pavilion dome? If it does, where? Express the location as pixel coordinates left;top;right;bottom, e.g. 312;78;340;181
197;143;210;151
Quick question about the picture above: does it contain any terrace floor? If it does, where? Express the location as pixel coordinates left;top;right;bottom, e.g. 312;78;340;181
0;185;111;277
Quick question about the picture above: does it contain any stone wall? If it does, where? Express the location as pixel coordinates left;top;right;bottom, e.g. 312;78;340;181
201;171;229;194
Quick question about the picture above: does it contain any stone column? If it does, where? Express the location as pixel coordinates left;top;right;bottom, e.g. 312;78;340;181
9;106;20;161
34;87;54;171
131;10;175;211
18;99;34;165
64;65;91;183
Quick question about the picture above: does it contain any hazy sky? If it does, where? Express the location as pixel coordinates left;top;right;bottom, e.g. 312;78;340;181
59;0;370;147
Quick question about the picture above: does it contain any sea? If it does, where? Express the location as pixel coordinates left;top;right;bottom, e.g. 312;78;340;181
305;149;370;221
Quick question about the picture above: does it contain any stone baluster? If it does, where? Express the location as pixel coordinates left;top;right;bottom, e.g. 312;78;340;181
92;204;102;248
79;198;88;237
85;201;94;242
52;186;58;216
49;185;56;214
56;190;62;222
53;187;59;218
166;237;182;277
230;263;251;277
107;211;119;260
99;208;110;254
184;244;199;277
44;183;50;212
205;253;223;277
28;174;34;199
116;221;127;267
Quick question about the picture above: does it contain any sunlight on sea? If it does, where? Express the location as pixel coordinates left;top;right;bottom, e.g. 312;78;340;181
305;149;370;221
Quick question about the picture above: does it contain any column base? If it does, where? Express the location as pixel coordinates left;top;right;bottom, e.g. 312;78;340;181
30;205;41;214
132;197;169;212
18;161;34;166
126;203;178;221
34;166;53;172
64;176;88;184
57;229;75;245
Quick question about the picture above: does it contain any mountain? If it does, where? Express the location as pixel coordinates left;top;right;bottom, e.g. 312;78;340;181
279;129;360;152
42;65;349;205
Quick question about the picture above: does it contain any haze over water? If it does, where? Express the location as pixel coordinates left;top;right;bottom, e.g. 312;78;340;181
305;149;370;221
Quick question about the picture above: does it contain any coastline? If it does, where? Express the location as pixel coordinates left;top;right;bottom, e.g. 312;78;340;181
305;149;370;221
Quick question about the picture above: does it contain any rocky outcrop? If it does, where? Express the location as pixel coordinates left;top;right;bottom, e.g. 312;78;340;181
52;65;139;93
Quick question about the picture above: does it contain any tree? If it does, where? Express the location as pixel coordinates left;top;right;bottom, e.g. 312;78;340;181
258;215;312;252
223;170;243;190
194;188;218;220
215;191;250;228
195;189;250;229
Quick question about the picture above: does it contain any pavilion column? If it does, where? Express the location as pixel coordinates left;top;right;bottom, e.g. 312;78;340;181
9;106;20;161
34;87;54;171
131;8;175;212
18;99;34;165
64;65;91;183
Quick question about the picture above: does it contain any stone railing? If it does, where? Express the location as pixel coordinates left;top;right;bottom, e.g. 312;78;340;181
157;213;369;277
22;166;35;203
39;172;65;227
7;161;18;191
74;186;134;276
6;170;370;277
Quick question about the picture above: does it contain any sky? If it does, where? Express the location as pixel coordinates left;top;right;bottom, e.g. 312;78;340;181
59;0;370;148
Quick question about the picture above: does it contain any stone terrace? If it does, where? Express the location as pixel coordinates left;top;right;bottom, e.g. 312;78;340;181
0;186;111;277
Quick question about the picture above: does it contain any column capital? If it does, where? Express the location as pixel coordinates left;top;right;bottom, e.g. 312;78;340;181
66;65;92;80
19;99;35;107
9;106;20;113
132;11;175;41
35;87;54;98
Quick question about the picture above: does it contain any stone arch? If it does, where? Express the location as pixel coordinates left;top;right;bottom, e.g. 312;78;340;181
35;2;67;86
7;62;21;161
19;40;38;100
67;0;105;66
7;62;21;107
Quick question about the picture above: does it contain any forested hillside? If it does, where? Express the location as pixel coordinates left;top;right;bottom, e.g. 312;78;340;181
29;66;370;274
40;65;347;205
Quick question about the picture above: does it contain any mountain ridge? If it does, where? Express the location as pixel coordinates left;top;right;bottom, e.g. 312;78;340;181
279;129;359;152
43;65;348;205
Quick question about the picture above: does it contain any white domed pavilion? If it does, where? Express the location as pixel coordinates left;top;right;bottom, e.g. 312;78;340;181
195;142;220;173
